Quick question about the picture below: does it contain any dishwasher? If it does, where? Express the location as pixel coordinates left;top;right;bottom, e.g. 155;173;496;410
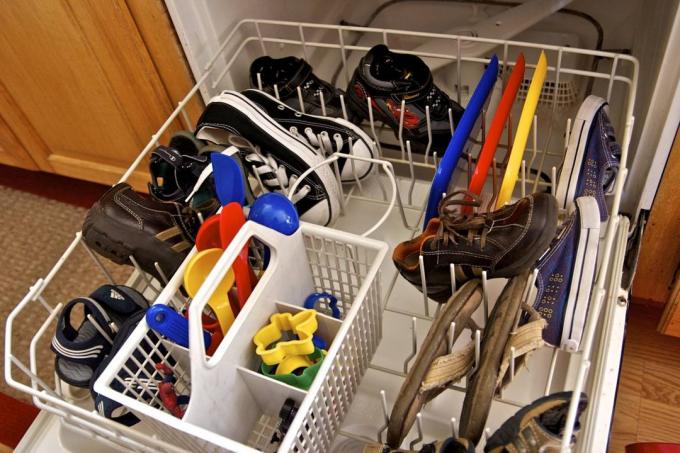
5;0;680;452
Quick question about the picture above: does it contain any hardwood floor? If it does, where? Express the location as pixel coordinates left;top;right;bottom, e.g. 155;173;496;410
610;301;680;452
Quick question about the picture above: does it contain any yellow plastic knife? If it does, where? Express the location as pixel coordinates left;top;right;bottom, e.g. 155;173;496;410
496;51;547;208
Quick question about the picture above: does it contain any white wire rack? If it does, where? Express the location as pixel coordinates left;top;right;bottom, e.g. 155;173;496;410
5;18;637;453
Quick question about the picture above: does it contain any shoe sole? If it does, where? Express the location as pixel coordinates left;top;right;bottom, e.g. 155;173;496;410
560;196;600;352
555;95;606;211
82;210;186;282
459;272;529;445
386;280;483;448
206;91;341;226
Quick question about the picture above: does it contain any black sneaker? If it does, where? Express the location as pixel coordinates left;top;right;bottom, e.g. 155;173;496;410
347;44;464;153
241;89;376;181
195;90;341;226
250;56;345;118
83;183;199;281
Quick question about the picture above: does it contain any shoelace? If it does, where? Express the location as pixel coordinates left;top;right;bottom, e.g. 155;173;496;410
426;85;453;117
436;190;494;248
243;146;311;204
288;127;345;156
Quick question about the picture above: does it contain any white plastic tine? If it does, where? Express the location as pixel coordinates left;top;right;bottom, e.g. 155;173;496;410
129;255;159;296
409;412;424;450
472;329;481;372
419;255;430;317
448;321;456;353
484;427;492;443
545;347;559;395
448;107;455;137
298;24;308;61
456;37;462;104
296;86;306;113
319;90;327;117
450;263;457;294
481;271;489;323
197;211;205;225
86;314;115;344
424;105;432;163
481;107;487;144
527;114;539;173
330;152;346;216
403;317;418;373
80;241;115;284
273;84;280;100
521;160;527;198
509;346;516;380
377;389;390;442
153;262;170;285
433;151;439;169
339;94;348;121
367;97;382;157
551;166;557;196
398;99;406;160
256;72;263;91
406;140;416;205
347;137;364;195
450;417;458;438
565;118;572;150
467;152;473;187
435;302;442;317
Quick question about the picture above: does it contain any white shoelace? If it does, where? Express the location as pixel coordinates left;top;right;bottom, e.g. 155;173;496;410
244;148;311;204
288;127;345;156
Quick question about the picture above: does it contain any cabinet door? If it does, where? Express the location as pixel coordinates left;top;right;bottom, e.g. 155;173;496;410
0;0;201;190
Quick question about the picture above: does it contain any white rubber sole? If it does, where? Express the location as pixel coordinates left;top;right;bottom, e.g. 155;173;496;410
561;196;600;352
555;95;607;211
202;91;341;226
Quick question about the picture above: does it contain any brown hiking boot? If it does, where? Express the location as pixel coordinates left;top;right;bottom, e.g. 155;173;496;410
393;192;558;303
83;183;199;282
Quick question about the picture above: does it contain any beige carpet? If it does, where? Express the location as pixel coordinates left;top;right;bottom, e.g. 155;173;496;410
0;185;131;402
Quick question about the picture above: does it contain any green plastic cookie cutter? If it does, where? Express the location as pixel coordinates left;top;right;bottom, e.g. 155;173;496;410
260;348;326;390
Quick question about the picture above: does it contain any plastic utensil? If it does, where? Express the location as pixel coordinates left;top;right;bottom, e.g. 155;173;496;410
219;203;252;308
211;152;246;206
248;193;300;235
303;292;341;319
195;215;222;251
496;51;548;208
146;305;211;349
423;55;499;227
184;248;236;334
464;53;526;214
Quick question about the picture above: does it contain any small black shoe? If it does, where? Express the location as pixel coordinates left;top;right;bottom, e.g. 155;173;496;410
83;183;199;281
241;88;376;181
195;90;341;226
347;44;464;154
250;56;346;118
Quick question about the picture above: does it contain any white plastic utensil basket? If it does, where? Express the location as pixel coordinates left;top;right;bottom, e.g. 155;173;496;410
4;17;639;453
94;221;388;452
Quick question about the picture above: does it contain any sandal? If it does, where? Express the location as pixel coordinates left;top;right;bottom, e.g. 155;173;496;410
386;280;483;448
51;285;148;388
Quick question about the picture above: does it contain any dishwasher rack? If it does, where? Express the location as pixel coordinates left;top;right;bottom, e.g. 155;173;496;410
5;19;638;452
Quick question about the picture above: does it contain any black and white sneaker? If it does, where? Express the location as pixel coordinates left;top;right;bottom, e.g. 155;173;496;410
194;91;341;226
240;89;376;182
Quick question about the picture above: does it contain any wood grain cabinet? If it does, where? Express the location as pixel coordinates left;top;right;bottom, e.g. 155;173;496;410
0;0;202;191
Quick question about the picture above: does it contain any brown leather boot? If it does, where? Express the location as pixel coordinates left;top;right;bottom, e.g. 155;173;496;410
83;183;199;282
393;192;557;303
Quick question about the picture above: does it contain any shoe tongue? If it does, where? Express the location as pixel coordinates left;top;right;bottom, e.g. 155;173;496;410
363;45;429;92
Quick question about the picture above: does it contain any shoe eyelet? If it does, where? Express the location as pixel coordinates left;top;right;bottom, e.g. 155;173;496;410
278;105;285;110
295;112;302;117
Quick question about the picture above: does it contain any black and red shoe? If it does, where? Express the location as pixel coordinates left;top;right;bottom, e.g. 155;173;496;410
346;45;464;154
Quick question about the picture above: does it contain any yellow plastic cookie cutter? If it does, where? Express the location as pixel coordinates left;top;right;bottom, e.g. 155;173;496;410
184;248;236;335
253;310;318;365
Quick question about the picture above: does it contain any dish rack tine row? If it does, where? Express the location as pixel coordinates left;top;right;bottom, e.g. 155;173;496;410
6;18;638;452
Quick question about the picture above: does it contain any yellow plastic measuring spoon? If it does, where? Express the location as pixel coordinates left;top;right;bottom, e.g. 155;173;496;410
184;248;236;334
496;51;548;208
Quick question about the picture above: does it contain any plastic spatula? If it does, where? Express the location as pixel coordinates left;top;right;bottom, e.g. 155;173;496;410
423;55;499;227
496;51;547;208
220;203;252;308
464;53;526;214
211;152;246;206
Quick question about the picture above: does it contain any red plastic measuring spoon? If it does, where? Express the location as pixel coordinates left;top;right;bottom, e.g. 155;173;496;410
219;203;252;308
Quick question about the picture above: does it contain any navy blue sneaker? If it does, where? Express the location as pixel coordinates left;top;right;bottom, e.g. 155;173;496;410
556;96;621;221
532;196;600;351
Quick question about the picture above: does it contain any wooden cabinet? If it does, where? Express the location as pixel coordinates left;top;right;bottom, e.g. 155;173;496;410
0;0;202;191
